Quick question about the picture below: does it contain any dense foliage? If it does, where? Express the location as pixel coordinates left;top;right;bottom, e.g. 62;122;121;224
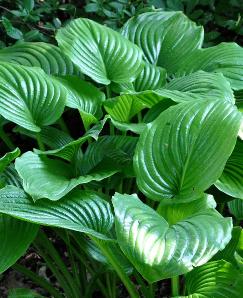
0;5;243;298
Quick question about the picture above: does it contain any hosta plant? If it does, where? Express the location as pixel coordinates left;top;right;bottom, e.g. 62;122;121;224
0;9;243;298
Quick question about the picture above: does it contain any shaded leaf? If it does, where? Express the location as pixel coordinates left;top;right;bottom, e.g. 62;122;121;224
0;148;20;173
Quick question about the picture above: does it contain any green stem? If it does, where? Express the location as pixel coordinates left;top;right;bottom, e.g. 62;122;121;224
36;133;45;151
171;275;179;296
106;85;112;99
91;237;139;298
0;127;15;150
13;263;63;298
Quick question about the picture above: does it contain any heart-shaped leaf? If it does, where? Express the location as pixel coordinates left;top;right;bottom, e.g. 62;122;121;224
0;42;79;75
182;260;243;298
215;140;243;199
0;186;113;240
56;18;144;84
113;193;232;282
0;214;38;273
0;62;66;132
121;11;203;74
15;151;117;201
134;100;241;201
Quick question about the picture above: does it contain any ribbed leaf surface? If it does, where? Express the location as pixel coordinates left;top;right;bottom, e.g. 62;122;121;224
113;193;232;283
56;18;144;84
15;152;117;201
178;43;243;90
0;63;66;132
0;186;113;240
228;199;243;220
121;11;203;74
215;140;243;199
134;100;241;201
181;260;243;298
56;75;104;129
0;214;38;273
0;42;78;75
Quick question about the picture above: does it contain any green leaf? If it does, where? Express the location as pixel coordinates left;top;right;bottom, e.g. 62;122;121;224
2;17;23;40
8;288;43;298
228;198;243;220
55;75;105;129
56;18;144;84
134;100;241;201
14;126;73;150
181;260;243;298
0;63;66;132
36;118;107;161
106;71;234;123
0;148;20;173
23;0;35;11
215;140;243;199
112;193;232;282
117;62;167;92
213;227;243;265
0;164;23;188
15;151;117;201
0;214;38;274
178;43;243;90
0;186;113;240
0;42;79;75
121;11;203;74
157;193;216;225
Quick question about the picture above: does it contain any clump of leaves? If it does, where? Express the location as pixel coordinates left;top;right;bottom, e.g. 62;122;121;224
0;9;243;298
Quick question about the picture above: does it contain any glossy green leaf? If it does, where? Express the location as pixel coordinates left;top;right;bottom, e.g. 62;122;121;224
0;63;66;132
0;214;38;274
134;100;241;201
113;193;232;282
0;42;79;75
178;43;243;90
0;164;23;188
0;186;113;240
55;75;105;129
213;227;243;265
117;62;167;92
15;151;117;201
121;11;203;74
0;148;20;173
106;71;234;123
215;140;243;199
228;198;243;220
181;260;243;298
157;193;216;225
56;18;144;84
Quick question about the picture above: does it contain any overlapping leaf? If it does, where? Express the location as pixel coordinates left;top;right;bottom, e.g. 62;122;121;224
0;148;20;173
0;214;38;274
215;140;243;199
0;186;113;240
121;11;203;74
0;42;79;75
55;75;105;129
228;198;243;220
0;63;66;132
15;152;117;201
56;18;144;84
134;100;241;201
113;193;232;282
180;260;243;298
